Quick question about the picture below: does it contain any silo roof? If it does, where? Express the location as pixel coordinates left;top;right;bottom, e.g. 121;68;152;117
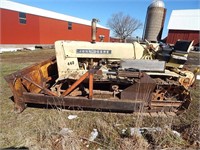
149;0;165;8
168;9;200;31
0;0;108;29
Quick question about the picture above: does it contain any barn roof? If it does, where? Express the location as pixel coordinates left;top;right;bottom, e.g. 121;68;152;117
0;0;108;29
168;9;200;31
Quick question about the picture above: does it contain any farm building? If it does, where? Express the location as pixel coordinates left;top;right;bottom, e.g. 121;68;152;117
0;0;110;45
166;9;200;46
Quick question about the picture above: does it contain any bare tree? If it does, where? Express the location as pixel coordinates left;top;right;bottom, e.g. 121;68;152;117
107;12;142;42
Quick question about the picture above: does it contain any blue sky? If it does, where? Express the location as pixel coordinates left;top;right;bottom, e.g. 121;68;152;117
10;0;199;38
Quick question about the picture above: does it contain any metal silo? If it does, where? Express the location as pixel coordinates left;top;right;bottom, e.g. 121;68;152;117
143;0;166;42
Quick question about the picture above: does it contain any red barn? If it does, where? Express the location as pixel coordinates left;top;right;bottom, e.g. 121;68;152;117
0;0;110;45
166;9;200;46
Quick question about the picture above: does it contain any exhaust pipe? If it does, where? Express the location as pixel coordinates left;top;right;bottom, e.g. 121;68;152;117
91;18;99;43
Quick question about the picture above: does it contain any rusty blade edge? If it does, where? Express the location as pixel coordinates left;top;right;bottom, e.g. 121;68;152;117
22;92;183;112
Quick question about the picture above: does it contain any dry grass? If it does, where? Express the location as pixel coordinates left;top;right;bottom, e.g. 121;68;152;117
0;49;199;149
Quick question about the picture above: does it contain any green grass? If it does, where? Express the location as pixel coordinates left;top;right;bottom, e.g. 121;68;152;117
0;50;199;149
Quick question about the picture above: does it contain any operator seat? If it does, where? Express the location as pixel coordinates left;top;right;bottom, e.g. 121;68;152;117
167;40;194;68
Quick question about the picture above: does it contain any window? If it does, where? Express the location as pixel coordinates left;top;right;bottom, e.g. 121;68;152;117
68;22;72;30
19;12;26;24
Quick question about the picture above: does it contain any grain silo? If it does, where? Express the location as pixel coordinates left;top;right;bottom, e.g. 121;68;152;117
143;0;166;42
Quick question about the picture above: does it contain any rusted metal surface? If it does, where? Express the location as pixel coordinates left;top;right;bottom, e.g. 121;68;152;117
23;93;183;114
22;76;57;96
61;72;89;97
89;72;94;99
4;56;58;112
120;73;156;105
4;56;192;114
117;71;143;78
23;93;144;112
151;100;182;107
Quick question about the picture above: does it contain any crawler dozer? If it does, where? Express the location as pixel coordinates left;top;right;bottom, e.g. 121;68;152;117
4;40;195;115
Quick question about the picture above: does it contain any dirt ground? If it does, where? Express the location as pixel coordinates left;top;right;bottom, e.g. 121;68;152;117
0;49;199;150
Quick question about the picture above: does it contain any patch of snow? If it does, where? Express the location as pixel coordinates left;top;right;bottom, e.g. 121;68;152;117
67;115;78;120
